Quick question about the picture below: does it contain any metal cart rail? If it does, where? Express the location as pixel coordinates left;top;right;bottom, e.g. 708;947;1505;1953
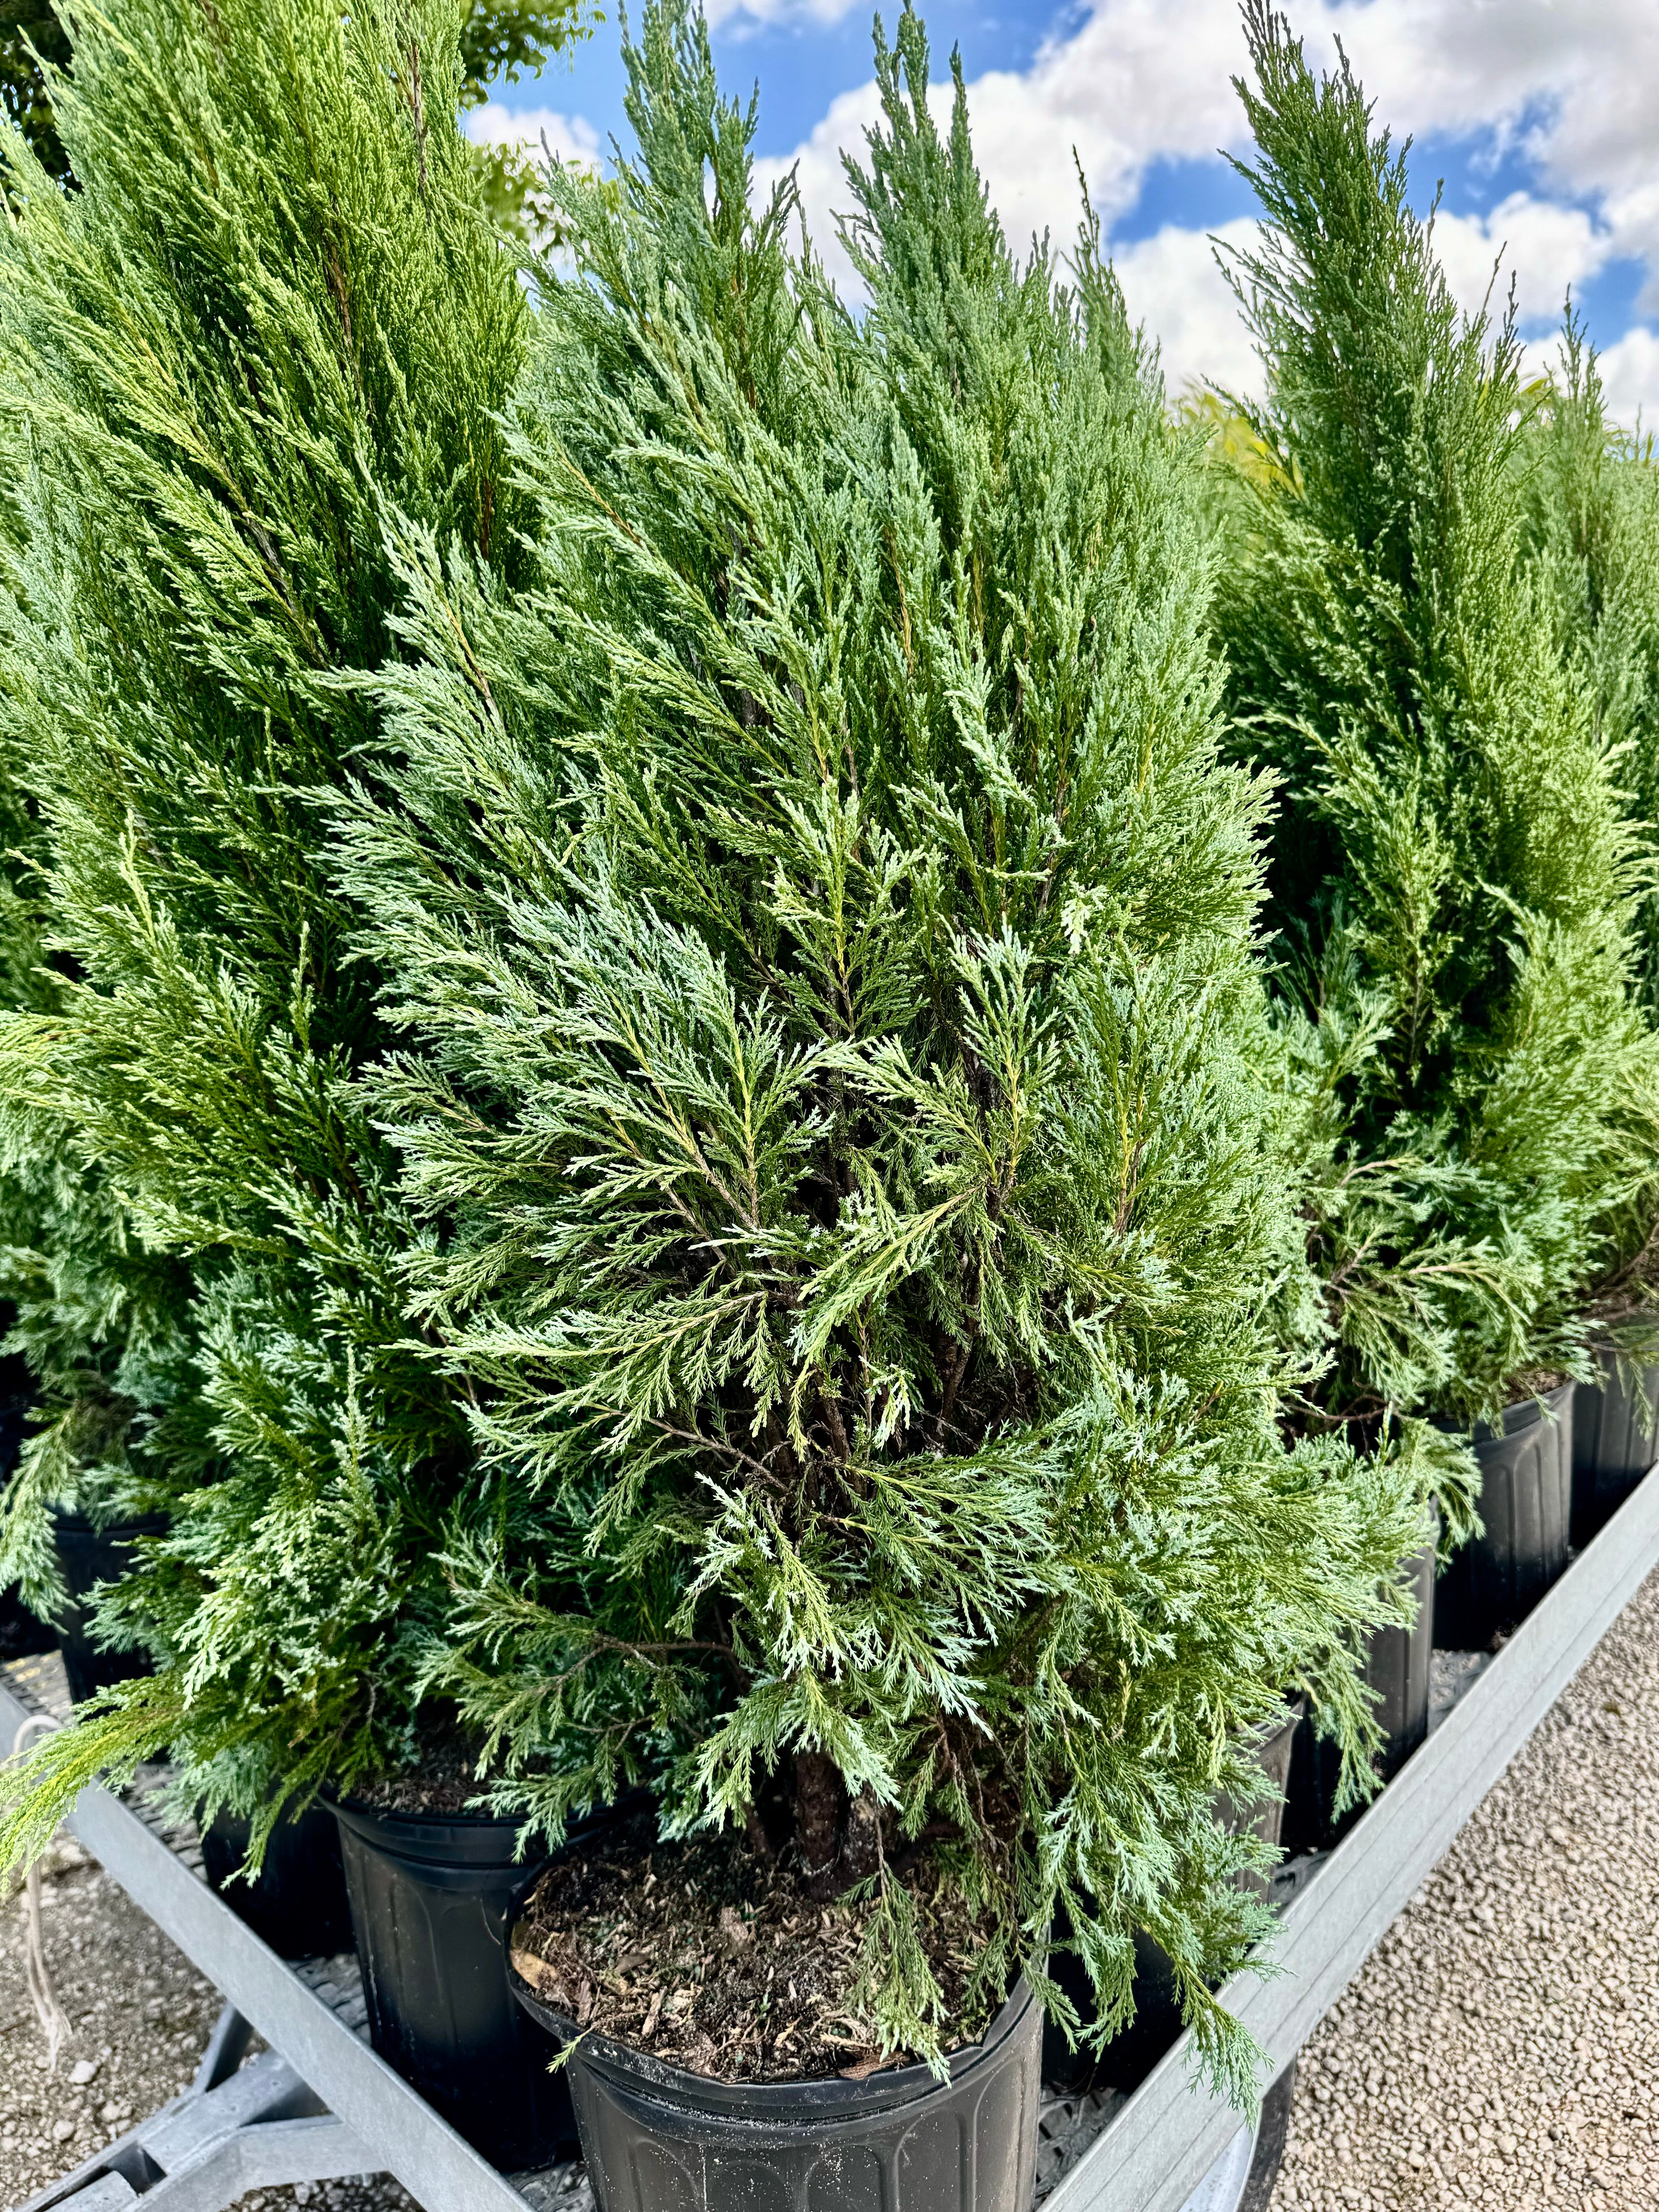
5;1461;1657;2212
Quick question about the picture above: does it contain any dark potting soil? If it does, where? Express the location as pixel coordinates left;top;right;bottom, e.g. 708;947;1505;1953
350;1732;494;1816
510;1808;1001;2084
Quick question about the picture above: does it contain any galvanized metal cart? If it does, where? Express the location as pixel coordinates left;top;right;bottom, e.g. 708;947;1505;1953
6;1463;1659;2212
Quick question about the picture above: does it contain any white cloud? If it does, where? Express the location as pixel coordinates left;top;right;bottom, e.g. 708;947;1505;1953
466;101;602;169
1595;327;1659;438
755;0;1659;410
1113;219;1260;401
1274;2;1659;299
1429;193;1614;329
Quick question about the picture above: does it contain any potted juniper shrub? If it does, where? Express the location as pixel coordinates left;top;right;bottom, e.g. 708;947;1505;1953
1517;318;1659;1548
0;470;196;1709
1212;7;1656;1690
331;3;1423;2190
0;0;588;2153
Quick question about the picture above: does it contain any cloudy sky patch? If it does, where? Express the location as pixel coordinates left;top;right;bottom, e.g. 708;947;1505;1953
482;0;1659;424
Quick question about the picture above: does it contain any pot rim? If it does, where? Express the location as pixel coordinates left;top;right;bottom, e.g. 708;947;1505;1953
1475;1377;1576;1444
50;1508;171;1538
1430;1376;1575;1443
324;1783;650;1872
326;1785;526;1827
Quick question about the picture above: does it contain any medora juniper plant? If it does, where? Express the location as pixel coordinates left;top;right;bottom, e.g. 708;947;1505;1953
329;2;1422;2087
1515;318;1659;1335
1213;5;1658;1456
0;0;531;1843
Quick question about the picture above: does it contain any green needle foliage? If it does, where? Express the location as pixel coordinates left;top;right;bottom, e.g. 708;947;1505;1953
1;0;592;202
0;0;69;181
0;0;587;1615
1213;4;1657;1440
0;442;201;1627
1521;315;1659;1007
332;0;1422;2090
0;0;529;1850
1516;315;1659;1326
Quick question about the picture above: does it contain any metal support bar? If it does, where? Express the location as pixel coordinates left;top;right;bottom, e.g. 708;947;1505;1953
189;2007;256;2097
0;1670;534;2212
15;2043;373;2212
1047;1465;1659;2212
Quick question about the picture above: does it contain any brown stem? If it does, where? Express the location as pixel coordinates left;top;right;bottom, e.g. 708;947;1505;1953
795;1751;847;1901
820;1389;852;1466
841;1790;883;1887
937;1335;973;1448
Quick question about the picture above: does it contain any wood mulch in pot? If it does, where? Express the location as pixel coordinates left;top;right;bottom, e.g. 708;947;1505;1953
509;1806;1002;2084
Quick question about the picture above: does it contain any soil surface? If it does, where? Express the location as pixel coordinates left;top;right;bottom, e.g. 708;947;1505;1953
1269;1558;1659;2209
511;1807;1000;2083
350;1729;494;1817
1499;1367;1572;1406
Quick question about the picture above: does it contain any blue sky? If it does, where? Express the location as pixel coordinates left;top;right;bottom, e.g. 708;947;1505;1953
470;0;1659;425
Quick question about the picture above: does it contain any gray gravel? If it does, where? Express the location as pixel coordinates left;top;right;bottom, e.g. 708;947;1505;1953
0;1837;414;2212
1270;1561;1659;2210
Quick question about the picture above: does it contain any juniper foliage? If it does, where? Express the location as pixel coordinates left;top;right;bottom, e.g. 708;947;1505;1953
1214;5;1656;1435
0;445;203;1625
0;0;527;1843
0;0;590;203
333;1;1423;2090
1512;316;1659;1336
1521;316;1659;1004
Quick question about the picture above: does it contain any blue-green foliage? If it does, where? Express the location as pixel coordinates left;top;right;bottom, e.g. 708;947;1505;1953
1513;316;1659;1328
1215;5;1657;1433
330;2;1423;2088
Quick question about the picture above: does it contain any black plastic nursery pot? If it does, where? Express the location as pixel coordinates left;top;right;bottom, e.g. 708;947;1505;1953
49;1509;167;1706
0;1582;54;1664
1282;1522;1437;1856
1434;1383;1573;1652
202;1799;354;1960
330;1795;580;2171
0;1361;54;1663
1041;1700;1304;2098
507;1955;1042;2212
1571;1346;1659;1551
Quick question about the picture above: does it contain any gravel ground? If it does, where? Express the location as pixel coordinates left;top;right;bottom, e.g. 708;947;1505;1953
1271;1561;1659;2211
0;1837;415;2212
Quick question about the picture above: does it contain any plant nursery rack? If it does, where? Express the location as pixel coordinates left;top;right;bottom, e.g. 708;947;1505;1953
5;1459;1659;2212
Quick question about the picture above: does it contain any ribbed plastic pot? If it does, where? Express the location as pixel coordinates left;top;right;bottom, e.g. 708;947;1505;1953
1434;1383;1573;1651
1042;1701;1304;2097
1571;1347;1659;1551
49;1510;167;1706
202;1801;354;1960
1283;1522;1437;1855
329;1796;578;2171
507;1957;1042;2212
1214;1697;1303;1889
